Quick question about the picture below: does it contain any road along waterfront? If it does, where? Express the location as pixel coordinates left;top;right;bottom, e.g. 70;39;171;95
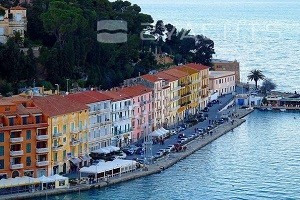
3;108;253;200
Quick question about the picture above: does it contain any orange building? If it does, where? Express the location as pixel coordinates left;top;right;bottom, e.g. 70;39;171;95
0;96;49;179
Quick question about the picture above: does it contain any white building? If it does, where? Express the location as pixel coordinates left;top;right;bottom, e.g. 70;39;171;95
209;71;236;97
104;89;133;147
67;91;113;152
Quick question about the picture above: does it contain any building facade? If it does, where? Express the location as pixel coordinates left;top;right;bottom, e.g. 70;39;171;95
185;63;210;110
104;90;133;147
209;71;236;97
211;59;240;84
33;96;89;175
0;5;27;44
117;85;153;142
0;96;49;179
67;91;112;152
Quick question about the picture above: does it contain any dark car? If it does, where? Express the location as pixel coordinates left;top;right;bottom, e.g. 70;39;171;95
123;148;134;155
212;100;217;104
135;147;144;155
178;133;185;139
207;102;213;107
203;107;209;112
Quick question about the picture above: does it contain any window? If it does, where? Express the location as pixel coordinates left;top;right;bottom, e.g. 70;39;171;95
63;150;66;160
79;121;82;130
26;157;31;166
9;118;14;126
53;126;58;134
63;125;67;133
22;117;28;125
26;143;31;153
0;159;4;169
0;133;4;142
26;130;31;140
35;115;41;123
54;153;58;162
63;137;66;143
0;146;4;156
70;122;75;132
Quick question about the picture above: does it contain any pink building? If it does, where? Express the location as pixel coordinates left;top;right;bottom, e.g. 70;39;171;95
117;85;153;142
209;71;236;97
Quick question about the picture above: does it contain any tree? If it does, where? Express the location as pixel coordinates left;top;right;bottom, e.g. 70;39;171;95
247;69;265;89
260;78;277;94
41;1;88;48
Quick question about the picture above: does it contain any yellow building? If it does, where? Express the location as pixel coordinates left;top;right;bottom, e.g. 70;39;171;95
0;5;27;44
185;63;210;109
33;95;89;175
162;68;189;123
177;66;201;115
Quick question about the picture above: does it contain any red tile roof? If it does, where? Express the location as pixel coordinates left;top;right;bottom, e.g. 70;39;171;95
33;95;88;117
184;63;209;71
141;74;161;83
162;68;188;78
117;85;152;98
10;6;26;10
155;71;178;82
66;91;111;104
103;90;131;101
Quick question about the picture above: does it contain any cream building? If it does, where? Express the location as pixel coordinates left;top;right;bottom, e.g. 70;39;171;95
209;71;236;97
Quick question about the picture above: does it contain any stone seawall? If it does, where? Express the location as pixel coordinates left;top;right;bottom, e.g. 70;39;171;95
5;109;254;200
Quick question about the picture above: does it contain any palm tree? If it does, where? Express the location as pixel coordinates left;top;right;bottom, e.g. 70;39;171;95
247;69;265;89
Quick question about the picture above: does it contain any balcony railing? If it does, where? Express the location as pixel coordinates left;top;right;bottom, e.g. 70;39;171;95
10;137;23;143
10;163;24;170
36;161;49;167
36;147;49;154
70;140;80;146
171;96;180;102
53;132;63;138
52;145;63;151
10;150;23;156
37;135;49;141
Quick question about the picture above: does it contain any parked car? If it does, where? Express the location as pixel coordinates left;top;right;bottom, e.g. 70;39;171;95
203;107;209;112
212;100;217;104
170;129;177;135
207;102;213;107
123;148;134;155
207;125;214;130
165;145;175;153
178;133;185;139
154;151;163;159
135;147;144;155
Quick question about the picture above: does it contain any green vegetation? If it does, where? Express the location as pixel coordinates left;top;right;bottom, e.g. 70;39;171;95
247;69;265;89
0;0;215;96
260;79;277;94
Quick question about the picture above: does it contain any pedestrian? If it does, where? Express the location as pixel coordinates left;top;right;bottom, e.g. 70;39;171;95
195;128;197;133
209;119;211;124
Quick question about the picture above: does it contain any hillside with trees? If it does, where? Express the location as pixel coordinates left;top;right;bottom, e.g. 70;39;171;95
0;0;215;95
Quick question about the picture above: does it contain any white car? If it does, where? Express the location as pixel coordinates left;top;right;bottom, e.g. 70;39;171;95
165;145;175;153
170;129;177;135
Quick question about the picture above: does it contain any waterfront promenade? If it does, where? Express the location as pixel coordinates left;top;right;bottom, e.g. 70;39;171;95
2;107;254;200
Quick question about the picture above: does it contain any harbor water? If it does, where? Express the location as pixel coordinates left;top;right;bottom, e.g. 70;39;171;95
42;110;300;199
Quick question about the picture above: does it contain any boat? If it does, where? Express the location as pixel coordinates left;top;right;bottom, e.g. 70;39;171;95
259;107;266;111
280;108;287;112
267;107;273;111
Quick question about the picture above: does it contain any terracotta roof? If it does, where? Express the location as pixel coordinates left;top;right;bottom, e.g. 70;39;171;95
141;74;161;83
155;71;178;82
162;68;188;78
184;63;209;71
117;85;152;98
103;90;131;102
10;6;26;10
16;104;30;115
67;91;111;104
0;100;15;106
33;95;88;117
176;66;199;75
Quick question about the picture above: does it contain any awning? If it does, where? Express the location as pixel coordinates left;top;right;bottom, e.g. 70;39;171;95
70;157;81;165
38;175;55;183
80;155;91;162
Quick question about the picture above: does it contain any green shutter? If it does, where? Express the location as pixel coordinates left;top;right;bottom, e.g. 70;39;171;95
0;159;4;169
0;133;4;142
26;130;31;140
0;146;4;156
26;143;31;153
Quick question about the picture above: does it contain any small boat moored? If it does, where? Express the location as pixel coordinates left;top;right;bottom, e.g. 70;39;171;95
280;108;287;112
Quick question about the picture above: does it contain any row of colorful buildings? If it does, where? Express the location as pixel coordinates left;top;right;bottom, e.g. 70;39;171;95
0;63;237;179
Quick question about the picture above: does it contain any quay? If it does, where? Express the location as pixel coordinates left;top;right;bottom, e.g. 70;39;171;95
3;108;254;200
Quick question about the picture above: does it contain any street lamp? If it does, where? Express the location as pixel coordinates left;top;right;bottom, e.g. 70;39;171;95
55;84;59;95
66;79;70;93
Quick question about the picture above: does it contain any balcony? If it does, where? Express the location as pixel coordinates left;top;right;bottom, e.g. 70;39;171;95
10;150;23;156
37;135;49;141
53;132;63;138
36;147;49;154
10;137;23;143
52;145;63;151
171;96;180;102
10;163;24;170
36;161;49;167
70;140;80;146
